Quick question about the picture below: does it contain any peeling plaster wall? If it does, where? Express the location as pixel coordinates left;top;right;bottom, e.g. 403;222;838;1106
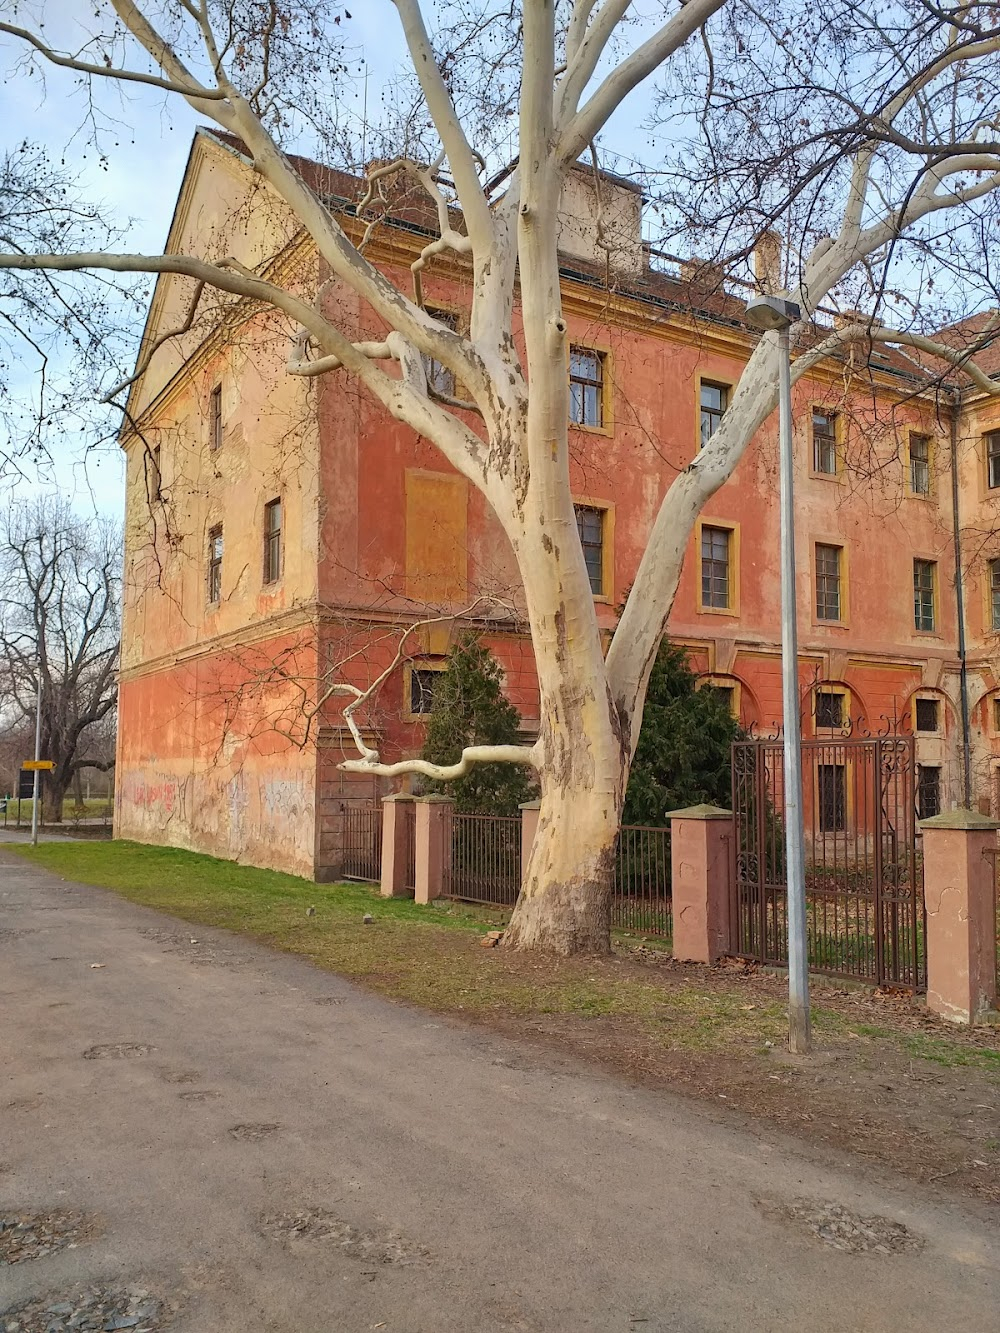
116;648;318;878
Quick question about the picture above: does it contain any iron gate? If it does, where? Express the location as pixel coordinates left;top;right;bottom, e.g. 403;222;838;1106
731;732;925;990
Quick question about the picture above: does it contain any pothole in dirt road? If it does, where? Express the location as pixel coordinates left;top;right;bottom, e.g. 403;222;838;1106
0;1283;170;1332
0;929;38;942
178;1090;221;1103
259;1209;430;1265
0;1211;100;1266
158;1070;199;1084
228;1123;280;1142
83;1043;154;1060
762;1199;923;1254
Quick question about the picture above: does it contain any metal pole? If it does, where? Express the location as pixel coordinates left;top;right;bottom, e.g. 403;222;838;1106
777;326;812;1053
30;683;42;848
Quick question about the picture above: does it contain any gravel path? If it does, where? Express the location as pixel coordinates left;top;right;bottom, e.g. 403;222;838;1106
1;851;998;1331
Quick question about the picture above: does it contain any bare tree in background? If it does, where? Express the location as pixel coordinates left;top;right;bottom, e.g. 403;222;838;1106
0;499;120;823
0;2;997;950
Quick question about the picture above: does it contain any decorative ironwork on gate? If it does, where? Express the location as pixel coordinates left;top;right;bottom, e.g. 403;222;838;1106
731;729;926;990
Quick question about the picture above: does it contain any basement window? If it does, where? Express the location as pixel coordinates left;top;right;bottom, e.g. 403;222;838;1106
917;765;941;820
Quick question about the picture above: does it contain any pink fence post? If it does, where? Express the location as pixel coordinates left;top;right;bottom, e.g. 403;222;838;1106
380;794;415;898
666;804;733;963
920;808;1000;1024
414;795;454;905
519;800;541;886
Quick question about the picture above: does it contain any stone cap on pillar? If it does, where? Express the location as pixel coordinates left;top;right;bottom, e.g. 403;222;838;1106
919;807;1000;830
413;793;455;803
664;803;733;820
519;800;541;810
382;793;416;802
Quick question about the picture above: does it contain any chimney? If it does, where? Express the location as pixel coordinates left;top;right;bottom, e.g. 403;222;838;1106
753;230;782;294
679;257;726;289
556;163;644;276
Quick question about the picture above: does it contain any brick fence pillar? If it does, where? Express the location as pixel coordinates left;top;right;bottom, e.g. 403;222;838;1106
380;794;415;899
666;804;733;963
414;795;454;905
920;808;999;1024
519;800;541;886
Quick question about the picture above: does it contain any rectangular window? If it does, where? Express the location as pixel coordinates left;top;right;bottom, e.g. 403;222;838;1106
209;384;223;452
987;430;1000;489
909;434;931;495
818;764;847;833
410;667;440;716
263;498;282;584
917;765;941;820
994;697;1000;734
575;505;605;595
813;411;838;475
915;698;939;733
815;544;842;621
207;525;223;604
815;691;844;729
990;558;1000;631
913;559;936;632
700;382;727;446
700;525;731;610
425;309;458;397
569;347;604;428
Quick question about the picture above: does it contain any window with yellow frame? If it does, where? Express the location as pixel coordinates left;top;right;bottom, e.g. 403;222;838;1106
569;346;611;431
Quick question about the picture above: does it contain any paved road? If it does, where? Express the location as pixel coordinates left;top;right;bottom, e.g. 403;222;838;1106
1;853;998;1332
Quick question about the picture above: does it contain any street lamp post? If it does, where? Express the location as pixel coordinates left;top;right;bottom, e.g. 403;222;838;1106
30;683;42;849
745;295;811;1054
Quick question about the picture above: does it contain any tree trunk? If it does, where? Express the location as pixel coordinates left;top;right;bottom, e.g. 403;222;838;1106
504;777;622;954
42;777;67;825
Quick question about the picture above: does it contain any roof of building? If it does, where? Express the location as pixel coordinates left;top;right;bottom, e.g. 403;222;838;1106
200;128;999;397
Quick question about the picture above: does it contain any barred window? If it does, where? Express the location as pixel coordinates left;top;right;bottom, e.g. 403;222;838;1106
263;498;282;584
207;525;223;604
917;766;941;820
575;505;605;595
909;434;931;495
813;411;838;475
815;691;844;729
700;382;727;445
569;347;604;428
915;698;939;733
815;544;842;621
818;764;847;833
410;667;440;715
913;559;936;632
700;525;731;609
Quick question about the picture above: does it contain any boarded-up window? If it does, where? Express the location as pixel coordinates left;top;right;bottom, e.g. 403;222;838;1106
405;470;468;602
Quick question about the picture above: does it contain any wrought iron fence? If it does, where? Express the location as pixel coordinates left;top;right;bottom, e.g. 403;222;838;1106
612;824;672;939
436;809;672;938
443;811;522;906
341;804;382;882
731;734;925;990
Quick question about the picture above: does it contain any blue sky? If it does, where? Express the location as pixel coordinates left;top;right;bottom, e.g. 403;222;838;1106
0;4;660;519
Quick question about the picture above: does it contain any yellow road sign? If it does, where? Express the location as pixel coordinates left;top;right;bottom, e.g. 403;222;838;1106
22;760;55;771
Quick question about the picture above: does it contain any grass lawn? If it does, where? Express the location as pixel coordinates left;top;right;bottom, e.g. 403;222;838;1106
6;837;1000;1202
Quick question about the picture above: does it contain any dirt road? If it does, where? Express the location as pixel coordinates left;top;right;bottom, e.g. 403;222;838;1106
1;851;997;1331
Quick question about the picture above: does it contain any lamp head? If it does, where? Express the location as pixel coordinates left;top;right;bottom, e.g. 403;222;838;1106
745;295;802;331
